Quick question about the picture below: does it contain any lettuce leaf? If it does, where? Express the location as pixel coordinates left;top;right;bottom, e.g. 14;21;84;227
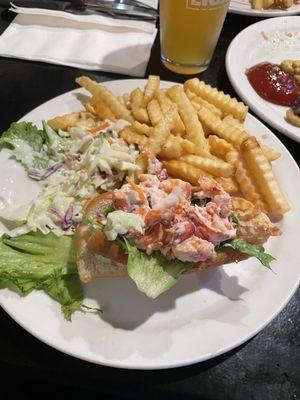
0;122;57;170
122;238;193;298
0;231;97;320
86;217;193;298
222;238;275;269
0;121;45;151
43;121;65;156
230;212;239;228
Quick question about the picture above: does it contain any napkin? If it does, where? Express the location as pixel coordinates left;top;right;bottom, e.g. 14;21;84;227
0;1;158;76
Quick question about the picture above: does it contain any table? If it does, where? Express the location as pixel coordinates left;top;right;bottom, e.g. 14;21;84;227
0;7;299;400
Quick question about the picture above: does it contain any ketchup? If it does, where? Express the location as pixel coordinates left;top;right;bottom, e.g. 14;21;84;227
246;62;300;106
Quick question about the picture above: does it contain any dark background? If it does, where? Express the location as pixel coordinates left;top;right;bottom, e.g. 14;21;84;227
0;6;299;400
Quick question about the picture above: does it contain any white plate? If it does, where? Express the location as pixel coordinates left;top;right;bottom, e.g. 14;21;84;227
229;0;300;17
226;16;300;143
0;80;299;370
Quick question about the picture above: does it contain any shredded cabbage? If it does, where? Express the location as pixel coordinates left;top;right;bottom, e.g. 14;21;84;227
0;120;140;237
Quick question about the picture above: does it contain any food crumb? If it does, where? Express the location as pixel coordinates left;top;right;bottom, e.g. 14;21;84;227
261;31;270;41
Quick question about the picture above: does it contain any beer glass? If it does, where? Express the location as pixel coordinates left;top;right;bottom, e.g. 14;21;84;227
159;0;230;75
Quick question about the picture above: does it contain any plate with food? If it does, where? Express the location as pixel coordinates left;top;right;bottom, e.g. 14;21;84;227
226;16;300;142
229;0;300;17
0;76;299;370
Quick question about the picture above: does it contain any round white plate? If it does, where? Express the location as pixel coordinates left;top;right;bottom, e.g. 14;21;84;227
226;16;300;143
0;80;299;370
229;0;300;17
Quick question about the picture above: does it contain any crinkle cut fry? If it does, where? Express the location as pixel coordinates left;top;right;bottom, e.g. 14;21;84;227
119;127;148;148
185;88;223;118
198;106;249;146
162;160;238;193
223;115;281;162
167;85;211;157
146;111;173;155
162;160;209;186
130;88;150;124
208;135;239;165
235;156;268;213
147;98;163;126
184;78;248;121
155;90;185;133
180;154;235;178
143;75;160;107
76;76;133;123
241;137;290;218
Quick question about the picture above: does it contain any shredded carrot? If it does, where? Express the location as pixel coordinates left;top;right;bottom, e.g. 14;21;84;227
88;121;111;135
125;177;148;205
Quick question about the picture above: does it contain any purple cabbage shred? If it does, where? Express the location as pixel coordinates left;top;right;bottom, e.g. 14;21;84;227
28;162;63;181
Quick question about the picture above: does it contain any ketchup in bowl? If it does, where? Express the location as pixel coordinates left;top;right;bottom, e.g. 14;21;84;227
246;62;300;107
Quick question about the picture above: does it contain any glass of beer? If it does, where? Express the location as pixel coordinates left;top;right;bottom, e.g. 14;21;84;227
159;0;230;75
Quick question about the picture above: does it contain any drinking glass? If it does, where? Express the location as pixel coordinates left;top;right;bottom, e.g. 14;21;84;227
160;0;230;75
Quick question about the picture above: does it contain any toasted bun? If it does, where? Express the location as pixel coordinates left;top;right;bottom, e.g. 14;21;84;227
75;194;280;282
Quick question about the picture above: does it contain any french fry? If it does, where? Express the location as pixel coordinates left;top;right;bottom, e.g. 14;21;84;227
280;59;294;73
180;154;235;178
263;0;274;7
162;160;209;186
208;135;239;165
174;136;197;155
122;92;131;109
155;90;185;133
130;88;150;124
91;96;116;122
147;99;163;126
184;78;248;121
159;135;196;155
223;115;281;161
119;127;148;148
225;151;240;166
282;0;293;8
146;110;173;155
118;95;125;106
189;100;211;136
47;112;96;131
76;76;133;123
185;89;223;118
198;107;249;146
286;108;300;127
132;121;152;136
167;85;211;156
143;75;160;107
216;177;239;194
162;160;238;193
235;156;267;212
259;143;281;162
250;0;264;8
84;102;97;116
241;137;290;217
159;135;184;159
281;59;300;80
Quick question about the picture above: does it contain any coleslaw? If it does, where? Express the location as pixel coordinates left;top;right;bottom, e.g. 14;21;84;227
0;118;140;237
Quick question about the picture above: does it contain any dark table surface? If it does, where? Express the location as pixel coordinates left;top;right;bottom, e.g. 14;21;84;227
0;7;299;400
